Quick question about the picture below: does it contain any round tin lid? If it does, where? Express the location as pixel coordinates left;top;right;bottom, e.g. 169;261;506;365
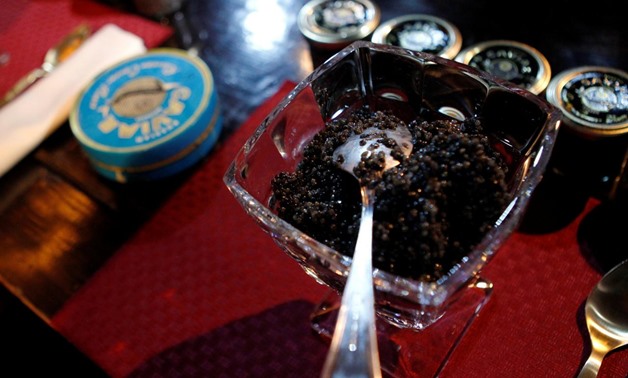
297;0;381;49
70;48;221;181
371;14;462;59
546;66;628;138
455;40;551;95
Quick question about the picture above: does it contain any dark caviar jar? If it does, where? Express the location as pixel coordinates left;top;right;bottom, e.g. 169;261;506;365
370;14;462;59
297;0;381;51
455;40;551;95
545;66;628;200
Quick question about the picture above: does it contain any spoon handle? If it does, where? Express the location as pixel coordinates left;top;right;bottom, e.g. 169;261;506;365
0;67;46;107
320;187;381;378
576;348;607;378
0;24;90;108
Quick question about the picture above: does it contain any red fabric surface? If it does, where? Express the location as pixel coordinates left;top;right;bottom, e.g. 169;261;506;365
127;300;329;378
0;0;173;96
51;81;628;378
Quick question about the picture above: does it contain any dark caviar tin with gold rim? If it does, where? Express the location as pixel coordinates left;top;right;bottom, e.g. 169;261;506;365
298;0;381;50
70;48;222;183
371;14;462;59
455;40;551;95
545;66;628;199
546;66;627;138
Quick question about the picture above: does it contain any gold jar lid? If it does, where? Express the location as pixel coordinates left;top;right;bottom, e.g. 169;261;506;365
298;0;381;50
371;14;462;59
546;66;628;138
455;40;551;95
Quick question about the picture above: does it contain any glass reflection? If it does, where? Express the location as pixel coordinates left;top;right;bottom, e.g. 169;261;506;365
243;0;289;51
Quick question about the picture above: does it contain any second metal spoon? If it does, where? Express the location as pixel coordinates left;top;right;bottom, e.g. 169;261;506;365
0;24;90;107
576;258;628;378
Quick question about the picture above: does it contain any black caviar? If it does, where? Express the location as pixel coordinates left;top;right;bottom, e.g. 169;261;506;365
271;106;512;281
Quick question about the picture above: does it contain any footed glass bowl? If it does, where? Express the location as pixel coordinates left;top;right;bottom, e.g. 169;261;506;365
224;41;561;376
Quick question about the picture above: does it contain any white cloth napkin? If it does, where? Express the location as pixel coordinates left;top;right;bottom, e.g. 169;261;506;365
0;23;147;177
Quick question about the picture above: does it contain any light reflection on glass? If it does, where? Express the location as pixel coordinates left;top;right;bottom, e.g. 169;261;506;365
243;0;289;51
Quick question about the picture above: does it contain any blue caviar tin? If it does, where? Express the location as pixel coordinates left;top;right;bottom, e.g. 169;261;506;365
70;48;222;182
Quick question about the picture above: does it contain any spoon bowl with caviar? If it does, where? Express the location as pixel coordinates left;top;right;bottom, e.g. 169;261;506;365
224;41;562;377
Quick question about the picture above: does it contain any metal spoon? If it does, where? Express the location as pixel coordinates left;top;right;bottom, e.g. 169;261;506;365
0;24;90;107
576;258;628;378
320;124;413;378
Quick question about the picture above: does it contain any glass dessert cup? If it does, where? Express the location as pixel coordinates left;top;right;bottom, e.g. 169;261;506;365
224;41;561;377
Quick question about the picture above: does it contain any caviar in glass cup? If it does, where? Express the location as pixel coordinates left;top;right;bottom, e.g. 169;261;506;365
224;41;561;377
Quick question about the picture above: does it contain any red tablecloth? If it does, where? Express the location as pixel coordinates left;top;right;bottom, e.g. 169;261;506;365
51;82;628;378
0;0;173;96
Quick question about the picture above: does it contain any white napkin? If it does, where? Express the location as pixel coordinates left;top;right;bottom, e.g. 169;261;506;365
0;23;147;177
